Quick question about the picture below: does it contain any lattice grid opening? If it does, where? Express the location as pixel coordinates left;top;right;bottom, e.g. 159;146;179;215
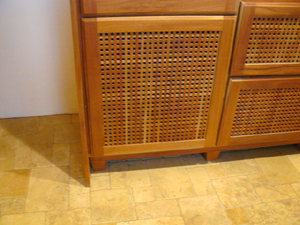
99;31;220;146
246;17;300;64
231;87;300;136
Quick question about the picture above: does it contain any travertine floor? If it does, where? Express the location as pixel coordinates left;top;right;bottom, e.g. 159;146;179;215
1;114;300;225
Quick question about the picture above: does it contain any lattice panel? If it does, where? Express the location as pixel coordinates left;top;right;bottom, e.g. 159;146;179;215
99;31;220;146
246;17;300;64
231;87;300;136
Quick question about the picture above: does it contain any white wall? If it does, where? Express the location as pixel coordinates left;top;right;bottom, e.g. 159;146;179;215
0;0;78;118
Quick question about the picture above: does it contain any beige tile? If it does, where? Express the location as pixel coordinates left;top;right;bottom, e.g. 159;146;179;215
211;176;261;208
0;157;14;170
71;114;80;123
109;161;151;188
255;184;297;202
91;188;136;223
204;164;226;179
246;200;298;225
0;212;45;225
225;207;250;225
0;169;30;198
39;114;72;125
291;182;300;196
0;117;40;136
283;198;300;224
255;156;300;185
149;167;195;199
46;208;91;225
180;154;208;167
146;157;183;169
54;123;81;143
91;175;110;191
0;135;18;158
69;178;90;209
70;153;85;178
25;166;69;212
136;199;180;219
94;223;116;225
186;167;215;195
0;197;26;215
52;143;70;166
246;173;269;188
116;217;185;225
132;186;155;202
287;154;300;172
70;141;82;153
179;195;230;225
222;159;261;176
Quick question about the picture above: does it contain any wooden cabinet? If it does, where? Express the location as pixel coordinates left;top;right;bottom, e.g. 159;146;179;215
70;0;300;186
230;2;300;76
218;76;300;146
82;16;235;158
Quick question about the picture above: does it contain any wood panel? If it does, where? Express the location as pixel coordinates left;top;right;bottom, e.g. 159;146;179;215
82;16;235;157
81;0;239;16
230;2;300;76
218;76;300;146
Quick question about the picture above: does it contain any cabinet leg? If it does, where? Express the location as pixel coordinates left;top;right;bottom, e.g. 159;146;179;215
204;151;221;161
91;159;106;171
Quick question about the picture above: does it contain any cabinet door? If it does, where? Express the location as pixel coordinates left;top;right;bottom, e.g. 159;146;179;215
82;16;235;157
218;76;300;146
230;2;300;76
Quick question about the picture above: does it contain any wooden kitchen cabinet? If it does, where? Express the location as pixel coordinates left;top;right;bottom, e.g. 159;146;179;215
70;0;300;186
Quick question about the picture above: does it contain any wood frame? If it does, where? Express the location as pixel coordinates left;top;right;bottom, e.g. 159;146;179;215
82;16;236;162
218;76;300;146
230;2;300;76
81;0;239;16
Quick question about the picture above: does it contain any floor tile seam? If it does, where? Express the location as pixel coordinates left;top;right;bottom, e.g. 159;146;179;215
285;154;300;175
181;164;198;197
174;198;187;225
290;182;300;197
23;168;33;214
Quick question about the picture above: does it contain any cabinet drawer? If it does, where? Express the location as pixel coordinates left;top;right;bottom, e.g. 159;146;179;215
230;2;300;76
81;0;239;16
218;76;300;146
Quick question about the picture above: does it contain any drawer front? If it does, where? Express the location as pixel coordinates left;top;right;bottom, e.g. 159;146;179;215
218;76;300;146
82;16;236;156
230;2;300;76
81;0;239;16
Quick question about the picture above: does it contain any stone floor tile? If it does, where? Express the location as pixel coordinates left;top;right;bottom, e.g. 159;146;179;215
0;135;18;158
0;157;14;170
91;188;136;223
246;173;269;188
70;153;85;178
225;207;250;225
90;175;110;191
135;199;180;219
116;216;185;225
46;208;91;225
25;166;69;212
54;123;81;143
255;156;300;185
39;114;72;125
291;182;300;196
70;142;82;153
179;195;230;225
186;167;215;195
180;154;208;167
255;184;297;202
287;154;300;172
246;200;298;225
109;161;151;188
149;167;195;199
0;117;40;137
222;159;261;176
0;212;45;225
146;157;183;169
0;169;30;198
52;143;70;166
211;176;261;208
204;164;226;178
69;178;90;208
0;197;26;215
132;186;155;202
